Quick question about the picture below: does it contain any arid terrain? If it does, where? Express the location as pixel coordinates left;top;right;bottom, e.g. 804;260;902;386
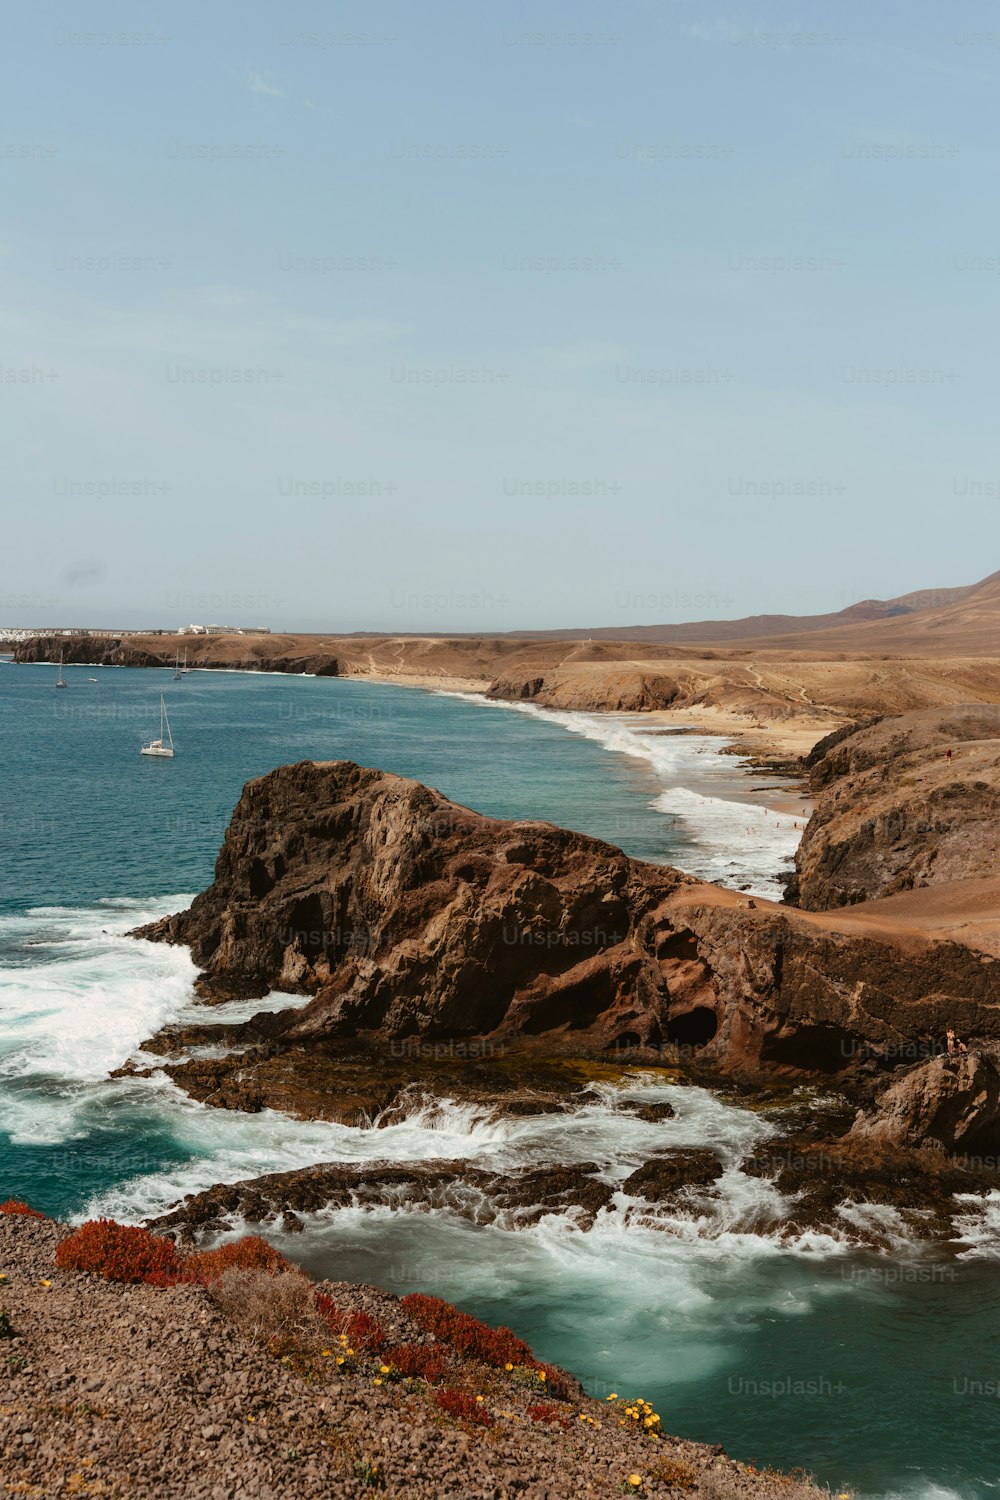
2;1210;821;1499
14;568;1000;758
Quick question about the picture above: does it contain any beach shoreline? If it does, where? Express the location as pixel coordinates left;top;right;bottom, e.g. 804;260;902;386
353;671;841;761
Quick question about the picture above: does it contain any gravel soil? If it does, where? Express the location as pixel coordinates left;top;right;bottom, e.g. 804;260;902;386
0;1217;832;1500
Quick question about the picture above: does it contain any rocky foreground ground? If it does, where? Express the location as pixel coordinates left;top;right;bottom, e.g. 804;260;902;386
0;1213;831;1500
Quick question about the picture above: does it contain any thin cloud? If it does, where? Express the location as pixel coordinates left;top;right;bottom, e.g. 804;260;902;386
248;70;284;98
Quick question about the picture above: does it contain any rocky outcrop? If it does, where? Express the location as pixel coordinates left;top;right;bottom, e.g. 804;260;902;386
485;670;686;712
12;633;340;676
135;760;698;1051
147;1159;624;1238
133;761;1000;1084
14;633;166;668
849;1050;1000;1154
788;706;1000;909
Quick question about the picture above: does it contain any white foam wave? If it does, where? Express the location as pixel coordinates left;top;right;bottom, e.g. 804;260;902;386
0;901;310;1145
437;692;800;898
0;898;198;1089
869;1488;973;1500
952;1190;1000;1258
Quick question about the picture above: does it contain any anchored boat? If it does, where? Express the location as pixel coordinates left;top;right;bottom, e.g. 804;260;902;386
140;695;175;759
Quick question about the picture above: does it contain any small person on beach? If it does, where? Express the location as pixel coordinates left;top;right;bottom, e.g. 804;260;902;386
946;747;953;763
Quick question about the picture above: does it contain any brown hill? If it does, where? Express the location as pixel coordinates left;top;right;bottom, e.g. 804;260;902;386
506;573;995;645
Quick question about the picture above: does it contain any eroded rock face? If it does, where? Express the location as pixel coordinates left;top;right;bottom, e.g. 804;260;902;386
11;633;340;676
134;761;701;1052
849;1051;1000;1154
133;760;1000;1077
789;707;1000;908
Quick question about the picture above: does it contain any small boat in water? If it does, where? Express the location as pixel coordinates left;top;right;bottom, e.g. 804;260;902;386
55;653;67;689
140;695;175;759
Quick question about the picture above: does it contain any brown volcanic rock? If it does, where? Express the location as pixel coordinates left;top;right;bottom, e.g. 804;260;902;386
849;1050;1000;1153
790;707;1000;909
131;760;1000;1086
147;1159;618;1238
13;631;341;676
622;1150;723;1198
134;760;697;1051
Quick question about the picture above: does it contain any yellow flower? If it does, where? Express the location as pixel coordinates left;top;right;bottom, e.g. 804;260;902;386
246;1416;255;1423
505;1362;514;1371
346;1348;355;1357
321;1350;331;1357
475;1396;484;1403
339;1334;348;1344
38;1278;52;1287
379;1365;391;1374
537;1370;547;1381
335;1357;345;1366
628;1478;642;1492
607;1393;618;1401
373;1378;383;1387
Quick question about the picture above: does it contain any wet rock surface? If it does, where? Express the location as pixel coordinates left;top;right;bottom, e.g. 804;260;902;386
622;1151;724;1199
148;1160;621;1239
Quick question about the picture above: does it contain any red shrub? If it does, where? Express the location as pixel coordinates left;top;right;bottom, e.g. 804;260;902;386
384;1342;448;1384
527;1402;570;1428
434;1387;493;1427
315;1294;389;1356
182;1235;289;1285
0;1200;45;1219
400;1293;537;1369
56;1220;182;1286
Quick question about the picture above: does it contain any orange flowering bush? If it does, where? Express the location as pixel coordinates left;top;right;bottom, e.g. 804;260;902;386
315;1295;389;1357
434;1387;493;1427
56;1220;182;1286
383;1342;448;1384
527;1401;570;1427
182;1235;289;1284
0;1200;45;1219
400;1293;535;1368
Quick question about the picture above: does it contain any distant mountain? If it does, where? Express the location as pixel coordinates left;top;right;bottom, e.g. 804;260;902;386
505;571;1000;653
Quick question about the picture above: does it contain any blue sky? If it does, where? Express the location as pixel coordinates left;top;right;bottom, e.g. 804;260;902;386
3;0;999;632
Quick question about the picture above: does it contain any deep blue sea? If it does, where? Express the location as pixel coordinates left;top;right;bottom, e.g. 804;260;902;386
1;659;997;1500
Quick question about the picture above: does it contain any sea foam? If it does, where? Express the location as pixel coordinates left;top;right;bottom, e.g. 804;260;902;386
437;693;801;899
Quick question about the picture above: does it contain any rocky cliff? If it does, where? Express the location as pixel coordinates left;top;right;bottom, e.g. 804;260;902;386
134;760;1000;1079
12;633;341;676
788;706;1000;908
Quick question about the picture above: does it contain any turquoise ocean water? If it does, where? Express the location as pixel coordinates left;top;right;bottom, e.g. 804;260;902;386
1;659;997;1500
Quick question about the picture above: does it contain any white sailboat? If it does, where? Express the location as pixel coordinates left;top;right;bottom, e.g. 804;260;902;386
55;652;67;688
140;695;175;758
173;650;183;681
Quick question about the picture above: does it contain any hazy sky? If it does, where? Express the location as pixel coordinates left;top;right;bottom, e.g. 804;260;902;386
3;0;999;632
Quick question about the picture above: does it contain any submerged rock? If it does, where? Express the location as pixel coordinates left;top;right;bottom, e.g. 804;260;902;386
622;1150;723;1199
